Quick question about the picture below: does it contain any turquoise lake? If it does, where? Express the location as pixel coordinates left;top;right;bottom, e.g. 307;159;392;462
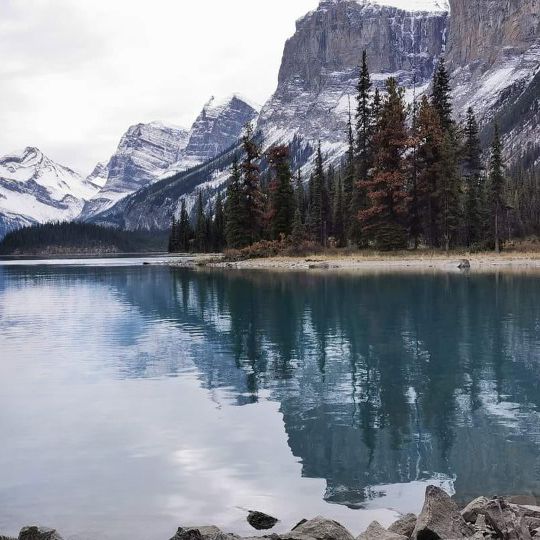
1;260;539;539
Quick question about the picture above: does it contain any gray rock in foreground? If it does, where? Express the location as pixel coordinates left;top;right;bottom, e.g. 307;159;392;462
356;521;407;540
247;511;278;530
412;485;474;539
18;527;63;540
387;514;417;538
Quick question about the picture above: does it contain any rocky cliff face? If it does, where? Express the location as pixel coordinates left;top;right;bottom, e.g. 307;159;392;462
0;147;99;238
258;0;448;155
162;95;259;177
447;0;540;163
80;122;190;218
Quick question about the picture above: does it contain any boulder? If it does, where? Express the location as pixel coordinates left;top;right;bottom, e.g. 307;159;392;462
281;516;354;540
462;496;490;523
357;521;407;540
532;527;540;537
247;511;278;531
457;259;471;269
481;498;532;540
169;528;204;540
388;514;417;537
412;485;473;539
18;528;63;540
179;526;237;540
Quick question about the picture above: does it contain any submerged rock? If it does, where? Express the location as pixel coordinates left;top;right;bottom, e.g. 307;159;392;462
412;485;473;539
357;521;407;540
247;511;278;530
18;528;63;540
388;514;417;537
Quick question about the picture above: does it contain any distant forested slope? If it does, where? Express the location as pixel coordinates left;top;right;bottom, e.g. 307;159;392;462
0;221;167;255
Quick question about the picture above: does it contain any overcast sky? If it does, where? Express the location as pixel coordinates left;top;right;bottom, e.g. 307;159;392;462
0;0;443;175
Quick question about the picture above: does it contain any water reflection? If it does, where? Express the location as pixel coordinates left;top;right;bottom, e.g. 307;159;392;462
0;264;539;539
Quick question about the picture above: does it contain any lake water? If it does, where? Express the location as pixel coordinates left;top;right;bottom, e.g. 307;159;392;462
1;260;539;539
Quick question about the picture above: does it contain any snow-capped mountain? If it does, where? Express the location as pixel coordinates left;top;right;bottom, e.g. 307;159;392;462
161;94;259;177
0;147;100;238
80;122;190;219
258;0;448;162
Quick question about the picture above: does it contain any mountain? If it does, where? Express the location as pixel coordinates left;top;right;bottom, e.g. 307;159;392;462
161;94;259;177
446;0;540;165
0;147;99;239
80;122;190;219
258;0;448;158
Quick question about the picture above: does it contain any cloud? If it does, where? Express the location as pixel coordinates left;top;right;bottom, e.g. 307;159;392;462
0;0;318;174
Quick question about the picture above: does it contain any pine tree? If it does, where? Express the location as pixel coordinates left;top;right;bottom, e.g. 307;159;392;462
291;207;305;247
241;123;264;245
431;58;453;132
295;169;306;222
178;199;192;252
168;216;177;252
359;77;409;250
308;143;329;245
268;145;295;239
225;156;247;248
194;191;208;252
462;108;484;247
415;96;444;248
333;176;346;247
489;123;506;253
439;131;462;251
212;193;226;252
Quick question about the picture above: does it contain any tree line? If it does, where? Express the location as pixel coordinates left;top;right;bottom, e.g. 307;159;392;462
170;53;539;254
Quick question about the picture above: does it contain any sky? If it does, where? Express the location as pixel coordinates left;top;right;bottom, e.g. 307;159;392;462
0;0;446;175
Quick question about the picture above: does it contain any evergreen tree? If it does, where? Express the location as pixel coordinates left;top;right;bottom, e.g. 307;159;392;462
359;77;409;250
488;123;506;253
212;193;226;252
225;156;247;249
168;216;177;252
431;58;453;131
268;145;295;239
462;108;484;247
194;191;208;252
291;207;306;247
308;143;329;245
178;199;192;252
414;96;444;248
439;131;462;251
333;176;346;247
241;123;265;245
295;169;306;222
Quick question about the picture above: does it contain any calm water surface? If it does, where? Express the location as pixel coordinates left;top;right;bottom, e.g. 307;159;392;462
1;260;539;539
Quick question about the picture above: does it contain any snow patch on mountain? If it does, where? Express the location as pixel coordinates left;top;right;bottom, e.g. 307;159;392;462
0;147;100;238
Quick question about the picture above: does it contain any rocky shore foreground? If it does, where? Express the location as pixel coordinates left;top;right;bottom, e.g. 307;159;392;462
3;486;540;540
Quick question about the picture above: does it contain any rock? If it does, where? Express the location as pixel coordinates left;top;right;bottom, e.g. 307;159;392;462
282;516;354;540
169;528;204;540
178;526;237;540
412;485;473;539
457;259;471;269
388;514;417;537
462;496;490;523
526;519;540;534
357;521;407;540
512;505;540;520
481;498;532;540
247;511;278;531
0;536;17;540
532;527;540;537
18;528;63;540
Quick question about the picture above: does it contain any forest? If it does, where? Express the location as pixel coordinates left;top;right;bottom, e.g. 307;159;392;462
0;221;167;255
169;54;540;255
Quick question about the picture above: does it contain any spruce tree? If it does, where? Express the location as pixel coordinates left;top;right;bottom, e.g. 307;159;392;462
168;216;177;252
241;123;264;245
291;207;305;247
431;58;453;131
178;199;192;252
333;176;346;247
462;108;483;247
225;156;246;249
309;143;329;245
359;77;409;250
194;191;208;252
415;96;444;248
439;132;462;251
489;123;506;253
268;145;295;239
295;169;306;222
212;193;226;252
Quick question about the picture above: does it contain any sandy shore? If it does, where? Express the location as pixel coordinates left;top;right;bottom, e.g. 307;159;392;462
170;252;540;273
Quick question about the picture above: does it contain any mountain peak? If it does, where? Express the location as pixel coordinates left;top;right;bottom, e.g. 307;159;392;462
319;0;449;12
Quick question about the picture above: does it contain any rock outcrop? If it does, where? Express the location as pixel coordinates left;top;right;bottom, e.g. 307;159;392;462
357;521;407;540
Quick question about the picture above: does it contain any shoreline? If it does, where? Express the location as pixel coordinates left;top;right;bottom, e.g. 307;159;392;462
4;488;540;539
171;253;540;273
